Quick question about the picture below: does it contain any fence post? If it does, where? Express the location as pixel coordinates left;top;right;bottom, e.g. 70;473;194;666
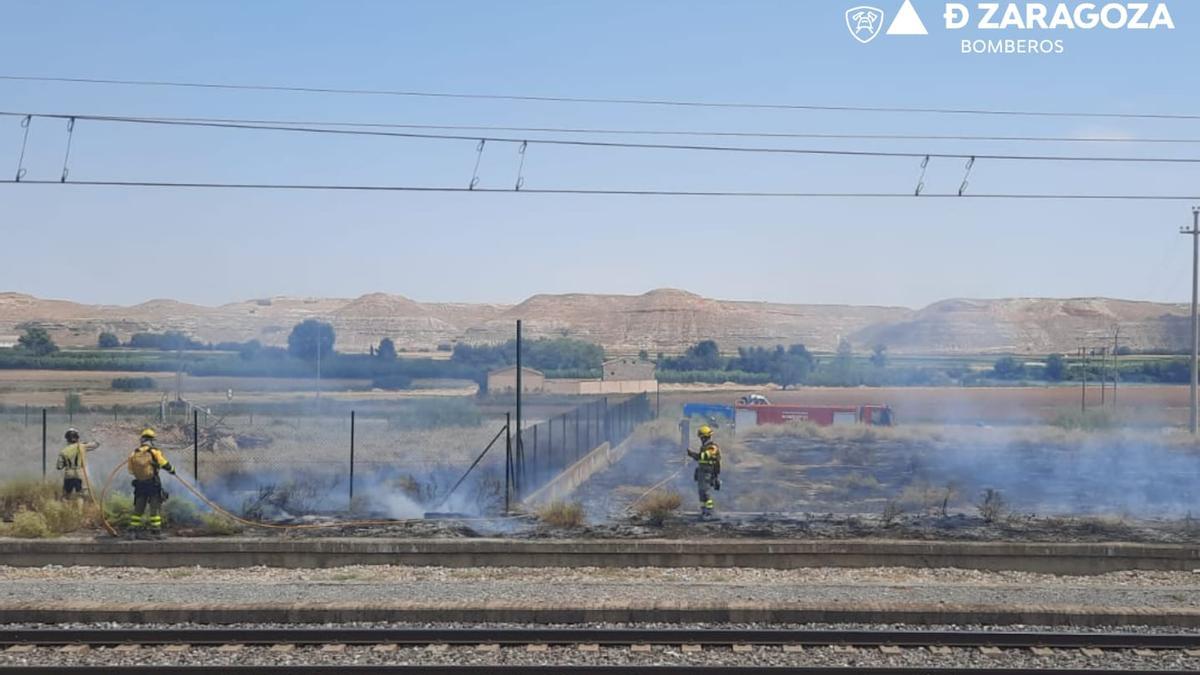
41;409;47;478
24;403;28;427
562;415;568;467
505;413;512;514
532;424;539;485
349;410;356;505
575;409;581;460
193;409;199;485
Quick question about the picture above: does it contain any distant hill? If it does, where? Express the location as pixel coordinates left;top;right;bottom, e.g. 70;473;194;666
0;290;1189;355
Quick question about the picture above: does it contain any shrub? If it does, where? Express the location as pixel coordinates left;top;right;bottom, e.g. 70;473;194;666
881;500;903;526
198;513;243;536
536;500;585;528
37;499;85;534
163;499;201;527
8;510;52;538
112;377;157;391
634;490;682;526
104;493;134;527
0;480;58;519
976;488;1007;524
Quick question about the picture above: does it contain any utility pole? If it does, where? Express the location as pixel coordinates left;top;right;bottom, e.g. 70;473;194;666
1099;346;1107;407
1184;208;1200;434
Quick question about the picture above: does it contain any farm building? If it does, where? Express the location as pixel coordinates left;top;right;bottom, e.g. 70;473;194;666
544;360;657;395
603;358;656;381
487;366;546;393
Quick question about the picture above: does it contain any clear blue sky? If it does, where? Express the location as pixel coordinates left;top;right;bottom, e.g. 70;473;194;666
1;0;1198;309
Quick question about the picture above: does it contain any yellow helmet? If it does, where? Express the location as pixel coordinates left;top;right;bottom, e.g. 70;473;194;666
140;428;156;440
697;425;713;439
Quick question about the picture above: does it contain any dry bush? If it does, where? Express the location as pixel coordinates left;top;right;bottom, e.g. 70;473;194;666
5;510;52;538
634;490;683;526
37;499;85;534
976;488;1007;523
536;500;585;528
881;500;904;526
0;480;59;519
198;513;243;536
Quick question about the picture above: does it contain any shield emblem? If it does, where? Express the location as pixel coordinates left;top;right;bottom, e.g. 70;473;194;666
846;6;885;44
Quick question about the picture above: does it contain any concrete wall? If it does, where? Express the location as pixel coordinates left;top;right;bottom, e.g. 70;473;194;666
543;379;658;395
521;441;620;507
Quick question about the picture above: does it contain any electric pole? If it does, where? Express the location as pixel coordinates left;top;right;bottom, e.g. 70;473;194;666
1184;208;1200;434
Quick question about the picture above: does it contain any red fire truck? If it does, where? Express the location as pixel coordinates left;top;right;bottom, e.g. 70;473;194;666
734;403;894;429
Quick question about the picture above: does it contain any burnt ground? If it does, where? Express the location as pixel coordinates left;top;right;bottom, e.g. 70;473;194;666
57;427;1200;545
558;427;1200;544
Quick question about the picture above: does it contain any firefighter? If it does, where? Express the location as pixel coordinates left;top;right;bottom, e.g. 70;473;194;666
127;428;175;539
56;428;100;501
687;424;721;519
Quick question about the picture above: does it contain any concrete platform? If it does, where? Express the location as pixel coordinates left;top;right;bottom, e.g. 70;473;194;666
5;601;1200;627
3;537;1200;574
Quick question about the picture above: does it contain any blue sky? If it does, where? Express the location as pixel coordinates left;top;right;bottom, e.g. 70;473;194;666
1;0;1198;309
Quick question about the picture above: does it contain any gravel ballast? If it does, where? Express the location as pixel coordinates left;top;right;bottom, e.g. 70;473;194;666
4;564;1200;610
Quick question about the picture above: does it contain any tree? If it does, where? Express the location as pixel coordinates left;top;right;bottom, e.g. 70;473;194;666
287;320;336;361
1045;353;1066;381
98;332;120;349
992;356;1026;380
18;327;58;356
870;344;888;368
637;349;650;361
377;338;397;361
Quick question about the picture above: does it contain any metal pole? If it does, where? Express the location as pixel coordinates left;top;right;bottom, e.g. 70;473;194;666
575;409;581;459
1190;207;1200;433
349;410;356;503
193;409;199;484
41;408;46;478
515;320;522;471
505;412;512;513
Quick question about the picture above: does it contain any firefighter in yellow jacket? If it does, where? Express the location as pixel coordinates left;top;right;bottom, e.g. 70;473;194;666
56;428;100;501
687;425;722;519
128;428;175;538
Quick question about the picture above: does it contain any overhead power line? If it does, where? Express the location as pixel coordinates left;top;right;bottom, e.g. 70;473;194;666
5;111;1200;164
3;74;1199;121
4;179;1198;201
6;110;1199;144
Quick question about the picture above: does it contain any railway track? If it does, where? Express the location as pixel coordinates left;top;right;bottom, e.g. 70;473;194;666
2;628;1199;673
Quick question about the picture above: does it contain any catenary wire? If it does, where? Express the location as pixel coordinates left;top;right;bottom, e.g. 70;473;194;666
3;111;1200;164
3;74;1200;121
3;110;1197;144
4;179;1199;200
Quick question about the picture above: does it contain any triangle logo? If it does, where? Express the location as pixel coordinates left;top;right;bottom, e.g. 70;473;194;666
887;0;929;35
